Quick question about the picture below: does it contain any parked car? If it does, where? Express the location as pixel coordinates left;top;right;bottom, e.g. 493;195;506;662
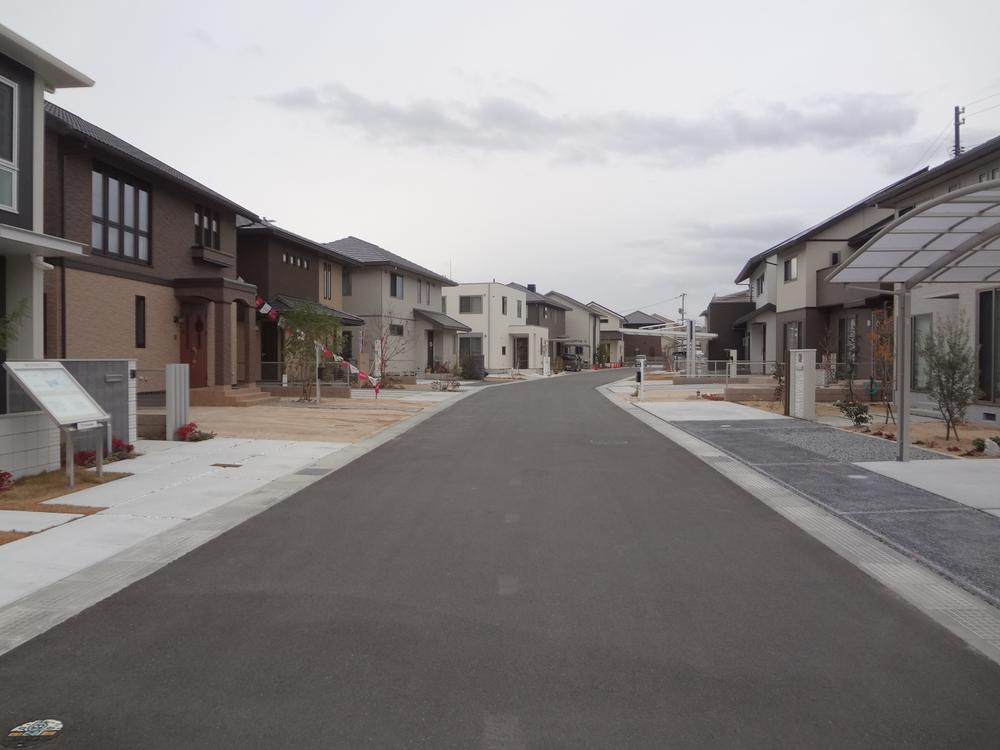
562;353;583;372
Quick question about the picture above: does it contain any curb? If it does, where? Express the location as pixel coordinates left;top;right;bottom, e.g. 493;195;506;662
599;379;1000;669
0;385;487;657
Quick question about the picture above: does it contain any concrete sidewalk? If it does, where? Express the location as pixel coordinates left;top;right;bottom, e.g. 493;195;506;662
0;437;344;609
864;460;1000;516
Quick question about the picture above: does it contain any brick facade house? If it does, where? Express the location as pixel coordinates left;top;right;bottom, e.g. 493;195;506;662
42;103;260;392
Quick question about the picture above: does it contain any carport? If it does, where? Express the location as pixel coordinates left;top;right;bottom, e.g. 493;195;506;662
830;180;1000;460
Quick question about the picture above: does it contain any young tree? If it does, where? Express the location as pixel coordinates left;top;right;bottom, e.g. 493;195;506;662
281;303;343;401
366;317;409;391
920;312;978;441
869;306;895;423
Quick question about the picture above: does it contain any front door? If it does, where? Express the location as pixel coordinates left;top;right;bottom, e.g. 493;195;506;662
426;330;435;371
514;337;529;369
180;302;209;388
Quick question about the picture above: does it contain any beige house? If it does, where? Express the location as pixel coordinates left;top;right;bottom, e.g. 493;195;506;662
325;236;468;375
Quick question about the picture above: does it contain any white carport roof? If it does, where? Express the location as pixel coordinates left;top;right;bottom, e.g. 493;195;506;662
827;179;1000;463
829;179;1000;288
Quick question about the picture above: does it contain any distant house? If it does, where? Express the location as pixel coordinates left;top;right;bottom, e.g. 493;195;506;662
701;290;753;361
443;282;548;372
546;290;601;366
508;282;570;366
236;222;364;382
622;310;672;361
0;24;92;477
324;236;468;375
587;301;626;364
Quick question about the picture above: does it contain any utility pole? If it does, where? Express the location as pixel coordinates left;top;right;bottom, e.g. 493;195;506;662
678;292;687;323
953;105;965;158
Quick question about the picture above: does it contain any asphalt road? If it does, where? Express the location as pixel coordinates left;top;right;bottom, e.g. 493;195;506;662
2;371;1000;748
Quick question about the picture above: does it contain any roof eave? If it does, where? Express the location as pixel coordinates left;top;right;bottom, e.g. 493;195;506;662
0;24;93;90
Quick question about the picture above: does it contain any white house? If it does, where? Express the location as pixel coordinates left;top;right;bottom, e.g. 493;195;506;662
0;24;92;477
325;236;469;376
442;282;549;373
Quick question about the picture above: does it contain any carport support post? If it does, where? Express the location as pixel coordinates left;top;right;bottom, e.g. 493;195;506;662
315;342;321;404
894;286;911;462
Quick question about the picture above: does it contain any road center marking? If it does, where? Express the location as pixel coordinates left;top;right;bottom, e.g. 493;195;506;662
504;513;520;524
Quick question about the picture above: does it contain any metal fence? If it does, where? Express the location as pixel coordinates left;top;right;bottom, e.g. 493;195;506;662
260;361;362;387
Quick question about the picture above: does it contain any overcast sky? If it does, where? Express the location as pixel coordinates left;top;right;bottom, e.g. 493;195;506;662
6;0;1000;318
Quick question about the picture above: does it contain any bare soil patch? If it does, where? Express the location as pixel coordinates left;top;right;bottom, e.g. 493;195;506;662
1;469;124;514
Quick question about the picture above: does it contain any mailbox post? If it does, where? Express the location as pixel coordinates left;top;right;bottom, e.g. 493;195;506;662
635;354;646;401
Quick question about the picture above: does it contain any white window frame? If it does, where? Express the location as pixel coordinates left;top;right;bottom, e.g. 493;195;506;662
783;256;798;282
0;74;19;213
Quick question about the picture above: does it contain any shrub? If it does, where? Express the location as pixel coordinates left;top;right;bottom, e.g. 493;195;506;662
834;399;873;427
973;437;986;453
176;422;216;442
0;471;13;492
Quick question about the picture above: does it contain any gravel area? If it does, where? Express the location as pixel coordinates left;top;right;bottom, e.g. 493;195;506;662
667;418;1000;606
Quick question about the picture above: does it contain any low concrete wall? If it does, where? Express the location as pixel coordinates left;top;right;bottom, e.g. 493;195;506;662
259;384;351;399
0;412;60;479
137;411;166;440
726;385;855;403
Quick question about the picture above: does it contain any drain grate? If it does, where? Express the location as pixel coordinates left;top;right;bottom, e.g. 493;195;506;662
294;468;329;476
211;463;241;468
589;439;629;446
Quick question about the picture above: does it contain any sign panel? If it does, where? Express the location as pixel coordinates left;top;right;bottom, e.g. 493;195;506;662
3;361;109;427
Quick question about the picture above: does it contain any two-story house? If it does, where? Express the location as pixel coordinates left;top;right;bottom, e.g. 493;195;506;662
236;221;363;382
0;24;92;477
853;134;1000;424
587;301;626;364
546;290;601;367
621;310;673;362
733;170;923;375
507;282;569;365
442;282;549;373
42;103;261;403
324;236;468;375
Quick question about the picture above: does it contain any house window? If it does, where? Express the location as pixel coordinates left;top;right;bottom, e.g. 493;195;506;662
501;345;506;355
912;314;933;391
441;296;447;313
303;259;309;270
754;275;765;298
600;318;608;324
459;336;483;357
977;290;1000;402
0;75;17;212
783;257;798;282
194;205;220;249
543;306;549;319
135;296;146;348
92;169;151;263
830;251;840;266
323;263;332;300
390;273;404;299
783;321;801;351
517;300;523;318
342;270;352;296
282;252;287;263
389;323;404;336
502;296;508;315
459;295;483;314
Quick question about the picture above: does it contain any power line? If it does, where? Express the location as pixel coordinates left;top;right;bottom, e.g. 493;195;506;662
908;121;952;172
967;100;1000;118
966;88;1000;108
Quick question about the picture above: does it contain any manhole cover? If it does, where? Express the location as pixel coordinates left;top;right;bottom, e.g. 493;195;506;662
3;719;63;747
589;439;629;446
295;468;328;476
211;463;242;468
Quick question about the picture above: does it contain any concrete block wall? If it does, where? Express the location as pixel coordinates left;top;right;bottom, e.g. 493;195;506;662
0;413;60;479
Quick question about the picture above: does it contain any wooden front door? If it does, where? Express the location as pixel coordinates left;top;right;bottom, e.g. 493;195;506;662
180;302;209;388
426;330;435;371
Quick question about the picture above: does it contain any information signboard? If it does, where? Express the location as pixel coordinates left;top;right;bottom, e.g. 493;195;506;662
3;361;109;427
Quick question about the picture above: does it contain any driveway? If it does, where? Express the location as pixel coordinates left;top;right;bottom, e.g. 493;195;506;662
0;371;999;748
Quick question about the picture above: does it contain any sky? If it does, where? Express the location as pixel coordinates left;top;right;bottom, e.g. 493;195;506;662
6;0;1000;319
